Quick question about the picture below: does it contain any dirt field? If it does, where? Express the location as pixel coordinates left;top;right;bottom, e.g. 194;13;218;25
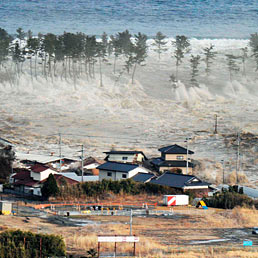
0;203;258;258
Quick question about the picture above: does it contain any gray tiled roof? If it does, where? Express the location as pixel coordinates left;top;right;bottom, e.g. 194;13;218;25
150;172;209;189
97;162;138;173
151;158;194;168
158;144;194;154
132;173;155;183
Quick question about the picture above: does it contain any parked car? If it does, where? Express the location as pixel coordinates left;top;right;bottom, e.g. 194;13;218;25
252;227;258;235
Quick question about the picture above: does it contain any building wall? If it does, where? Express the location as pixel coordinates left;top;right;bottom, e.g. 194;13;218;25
159;166;192;174
99;167;148;181
165;154;189;161
31;169;57;181
107;154;144;163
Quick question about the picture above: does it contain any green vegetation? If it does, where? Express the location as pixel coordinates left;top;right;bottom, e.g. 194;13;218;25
204;186;258;209
0;146;15;184
58;179;181;199
41;174;59;199
0;230;66;258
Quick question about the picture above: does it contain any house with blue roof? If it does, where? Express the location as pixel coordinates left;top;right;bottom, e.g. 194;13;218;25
97;161;150;181
150;144;195;174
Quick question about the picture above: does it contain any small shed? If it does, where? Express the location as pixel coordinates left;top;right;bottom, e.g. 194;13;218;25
0;201;12;215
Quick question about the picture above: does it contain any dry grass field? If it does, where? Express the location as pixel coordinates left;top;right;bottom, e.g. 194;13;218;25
0;203;258;257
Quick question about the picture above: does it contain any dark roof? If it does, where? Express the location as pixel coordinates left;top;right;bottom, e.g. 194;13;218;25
97;162;138;173
12;169;31;180
30;164;50;173
151;158;194;168
104;150;145;155
132;173;156;183
150;172;209;189
40;174;78;185
158;144;194;155
103;150;147;160
13;178;39;187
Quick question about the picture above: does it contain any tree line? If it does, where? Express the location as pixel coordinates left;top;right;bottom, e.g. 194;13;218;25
0;230;66;258
42;176;181;200
0;27;258;88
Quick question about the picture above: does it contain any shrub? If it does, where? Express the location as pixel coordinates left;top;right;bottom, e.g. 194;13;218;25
0;230;66;258
203;189;255;209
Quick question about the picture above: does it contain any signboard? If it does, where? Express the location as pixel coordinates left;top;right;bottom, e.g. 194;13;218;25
98;236;139;243
243;240;252;246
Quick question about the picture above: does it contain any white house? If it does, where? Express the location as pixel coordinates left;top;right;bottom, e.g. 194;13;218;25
97;161;149;181
30;164;57;181
104;150;147;164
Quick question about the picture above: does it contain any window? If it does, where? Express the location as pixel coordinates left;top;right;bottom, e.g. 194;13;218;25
122;174;127;178
122;157;128;160
177;156;184;160
107;172;112;177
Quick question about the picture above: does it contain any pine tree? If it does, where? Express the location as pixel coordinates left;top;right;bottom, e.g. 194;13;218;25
203;44;217;76
225;54;240;82
152;31;168;60
0;28;12;68
172;35;190;80
249;33;258;72
131;32;148;84
190;55;201;87
41;174;59;199
240;47;248;76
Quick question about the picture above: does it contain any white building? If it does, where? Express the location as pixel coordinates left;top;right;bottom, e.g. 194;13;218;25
104;150;147;164
97;161;149;181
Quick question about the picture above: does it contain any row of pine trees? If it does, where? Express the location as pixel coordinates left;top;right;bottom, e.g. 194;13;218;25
0;27;258;88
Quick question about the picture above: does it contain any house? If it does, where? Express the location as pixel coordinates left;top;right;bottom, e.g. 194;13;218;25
131;172;156;183
104;150;147;164
97;161;150;181
30;164;57;181
149;172;211;196
15;152;78;171
11;165;79;196
82;156;104;175
11;164;58;196
150;144;194;174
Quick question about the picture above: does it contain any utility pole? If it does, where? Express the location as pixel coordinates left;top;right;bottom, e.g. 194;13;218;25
185;137;191;174
214;114;218;134
236;132;240;185
81;145;84;183
59;133;62;173
129;209;133;235
221;160;225;184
